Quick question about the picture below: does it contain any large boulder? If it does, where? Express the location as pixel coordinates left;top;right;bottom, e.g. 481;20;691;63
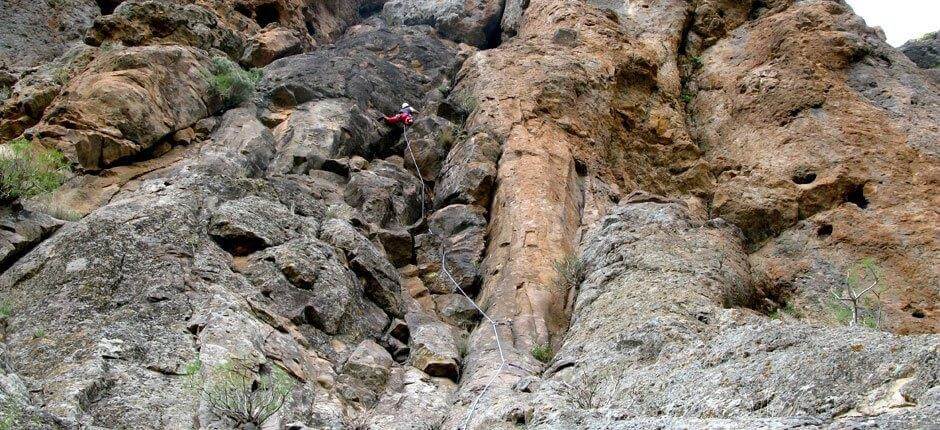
405;311;460;380
382;0;504;48
0;207;64;271
269;98;382;174
208;195;317;255
84;1;245;59
27;45;221;169
400;114;458;180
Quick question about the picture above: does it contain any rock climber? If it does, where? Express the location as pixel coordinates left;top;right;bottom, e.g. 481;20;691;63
380;102;417;126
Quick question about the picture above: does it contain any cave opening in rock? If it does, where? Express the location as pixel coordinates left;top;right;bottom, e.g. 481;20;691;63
234;3;253;18
845;184;869;209
482;18;503;50
255;3;281;28
911;309;925;319
792;171;817;185
817;224;833;237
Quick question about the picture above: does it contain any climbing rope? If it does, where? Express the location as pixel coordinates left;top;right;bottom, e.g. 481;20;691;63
403;125;506;430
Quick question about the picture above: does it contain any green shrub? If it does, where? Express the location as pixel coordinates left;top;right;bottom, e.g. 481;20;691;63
0;300;10;319
0;138;70;203
531;344;554;363
553;255;586;292
207;57;262;109
186;358;294;427
681;91;695;104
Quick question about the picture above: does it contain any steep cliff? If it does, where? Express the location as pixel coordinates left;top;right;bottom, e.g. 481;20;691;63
0;0;936;429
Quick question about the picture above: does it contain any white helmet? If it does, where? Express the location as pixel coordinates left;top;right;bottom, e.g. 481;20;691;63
401;103;410;109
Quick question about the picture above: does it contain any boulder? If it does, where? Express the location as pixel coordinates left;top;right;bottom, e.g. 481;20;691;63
406;311;460;380
342;339;394;391
258;25;460;113
374;228;414;267
344;158;424;229
27;45;221;169
382;0;504;48
269;98;381;174
241;27;305;67
208;195;316;255
433;293;478;331
400;115;458;180
84;1;244;59
0;207;64;271
434;131;500;209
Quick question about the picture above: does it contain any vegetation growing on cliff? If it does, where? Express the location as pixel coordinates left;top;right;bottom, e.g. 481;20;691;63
207;57;262;109
0;138;70;203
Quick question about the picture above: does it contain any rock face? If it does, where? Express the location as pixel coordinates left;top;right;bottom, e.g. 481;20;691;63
901;31;939;69
0;0;938;429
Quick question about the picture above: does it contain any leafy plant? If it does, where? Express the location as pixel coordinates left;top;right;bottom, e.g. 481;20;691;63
681;90;695;104
689;55;703;69
831;258;886;328
531;344;554;363
186;358;294;427
206;57;262;109
0;301;10;319
553;255;586;292
32;328;46;339
0;138;70;203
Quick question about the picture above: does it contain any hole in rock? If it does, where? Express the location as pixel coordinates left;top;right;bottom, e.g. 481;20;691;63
234;3;253;18
255;3;281;28
358;2;384;19
482;18;503;50
816;224;833;238
95;0;122;15
911;310;925;319
210;234;267;257
845;184;869;209
574;159;588;176
792;171;817;185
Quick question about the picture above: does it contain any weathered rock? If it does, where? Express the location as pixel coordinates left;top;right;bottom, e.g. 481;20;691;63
382;0;503;48
269;98;381;174
415;204;487;293
434;293;478;331
319;218;405;318
84;1;245;59
208;195;316;255
0;206;64;271
374;227;414;267
530;198;940;429
27;45;221;169
0;45;99;140
901;31;939;69
0;0;100;73
241;27;305;67
400;114;458;180
258;24;460;114
344;158;424;229
434;131;500;208
342;339;394;391
361;367;459;429
406;311;460;380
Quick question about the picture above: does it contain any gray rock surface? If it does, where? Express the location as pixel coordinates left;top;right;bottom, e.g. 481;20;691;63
0;0;99;73
382;0;504;48
529;197;940;429
434;131;500;208
901;31;939;69
416;204;487;293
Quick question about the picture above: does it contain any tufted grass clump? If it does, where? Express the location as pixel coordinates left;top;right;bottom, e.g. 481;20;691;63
186;358;294;427
531;344;554;363
553;254;586;292
0;138;70;203
207;57;262;109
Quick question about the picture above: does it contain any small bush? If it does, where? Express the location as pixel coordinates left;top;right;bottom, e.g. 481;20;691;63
689;56;703;69
553;255;586;292
531;344;554;363
186;358;294;427
0;138;70;203
207;57;262;109
0;300;11;319
454;90;478;114
681;91;695;104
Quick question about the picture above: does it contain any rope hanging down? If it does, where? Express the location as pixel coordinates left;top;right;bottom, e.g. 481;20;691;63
403;126;506;430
